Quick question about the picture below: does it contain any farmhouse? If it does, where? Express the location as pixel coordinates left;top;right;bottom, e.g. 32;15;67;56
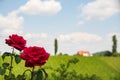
77;50;90;56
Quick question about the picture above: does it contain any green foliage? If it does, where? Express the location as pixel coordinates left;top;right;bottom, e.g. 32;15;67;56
110;73;120;80
46;58;79;80
0;55;120;80
2;52;11;60
16;75;26;80
2;52;21;64
0;51;23;80
112;52;120;57
93;50;112;56
45;56;120;80
32;68;48;80
2;62;10;69
46;57;101;80
36;69;43;80
93;35;119;57
14;54;21;64
54;38;58;55
0;67;6;75
4;73;16;80
112;35;117;55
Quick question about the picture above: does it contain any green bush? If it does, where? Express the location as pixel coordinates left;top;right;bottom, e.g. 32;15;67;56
110;73;120;80
45;57;102;80
93;50;112;56
112;52;120;57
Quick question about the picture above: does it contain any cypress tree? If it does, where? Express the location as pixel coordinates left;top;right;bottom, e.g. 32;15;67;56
54;38;58;55
112;35;117;55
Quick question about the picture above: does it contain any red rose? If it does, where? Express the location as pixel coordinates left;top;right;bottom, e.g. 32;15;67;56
20;46;50;67
5;34;26;51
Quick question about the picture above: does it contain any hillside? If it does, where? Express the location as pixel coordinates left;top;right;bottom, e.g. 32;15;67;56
44;56;120;80
0;55;120;80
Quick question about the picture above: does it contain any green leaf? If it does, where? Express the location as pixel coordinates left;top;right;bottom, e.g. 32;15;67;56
60;64;65;69
4;74;16;80
41;68;48;80
69;58;79;64
2;62;10;69
2;52;11;60
0;68;6;75
10;73;16;79
17;75;25;80
4;75;9;80
36;69;43;80
14;55;21;64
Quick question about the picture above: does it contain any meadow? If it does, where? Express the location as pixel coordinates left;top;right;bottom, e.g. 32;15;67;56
0;55;120;80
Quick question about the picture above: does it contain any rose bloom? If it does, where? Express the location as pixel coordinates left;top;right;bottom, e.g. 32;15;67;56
5;34;26;51
20;46;50;67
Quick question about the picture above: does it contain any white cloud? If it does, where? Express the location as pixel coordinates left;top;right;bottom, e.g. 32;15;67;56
24;33;48;40
56;32;120;54
0;13;24;36
24;33;54;52
81;0;120;20
56;32;103;54
0;0;62;54
76;20;84;27
58;32;102;43
19;0;62;15
1;32;120;55
0;13;24;53
23;32;103;54
24;33;48;45
0;0;62;36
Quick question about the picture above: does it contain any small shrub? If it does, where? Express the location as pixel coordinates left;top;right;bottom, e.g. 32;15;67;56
110;73;120;80
45;57;102;80
93;50;112;56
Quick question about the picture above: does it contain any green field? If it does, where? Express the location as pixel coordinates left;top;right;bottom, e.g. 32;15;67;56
0;55;120;80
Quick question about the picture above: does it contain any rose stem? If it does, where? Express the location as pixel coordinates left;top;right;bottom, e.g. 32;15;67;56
9;48;14;78
31;66;35;80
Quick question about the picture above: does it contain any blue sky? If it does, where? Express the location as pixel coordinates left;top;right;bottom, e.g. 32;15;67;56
0;0;120;55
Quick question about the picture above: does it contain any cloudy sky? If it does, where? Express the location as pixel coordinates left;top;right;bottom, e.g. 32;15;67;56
0;0;120;55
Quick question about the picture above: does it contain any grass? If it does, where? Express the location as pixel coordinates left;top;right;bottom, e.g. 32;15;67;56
44;56;120;80
0;55;120;80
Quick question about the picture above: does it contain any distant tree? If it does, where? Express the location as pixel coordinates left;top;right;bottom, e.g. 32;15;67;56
54;38;58;55
112;35;117;56
93;50;112;56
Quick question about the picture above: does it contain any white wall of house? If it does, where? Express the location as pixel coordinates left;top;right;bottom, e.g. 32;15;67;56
83;53;89;56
